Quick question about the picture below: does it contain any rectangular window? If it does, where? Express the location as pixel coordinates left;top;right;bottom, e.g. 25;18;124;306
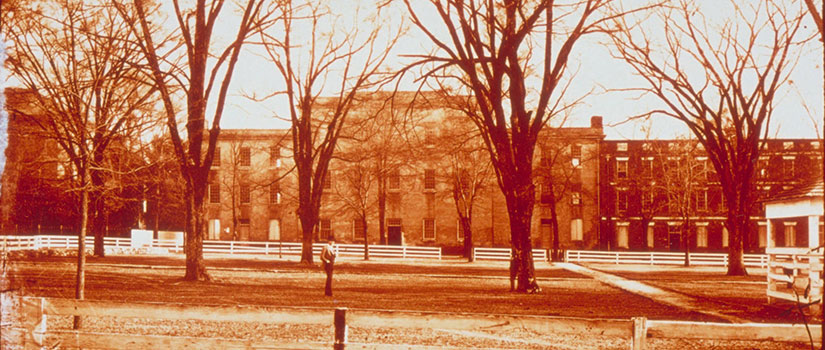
642;192;654;210
270;182;281;204
694;190;708;211
240;147;251;167
270;146;281;167
425;129;435;146
353;218;366;241
647;223;655;248
758;157;769;178
424;169;436;190
616;190;628;214
213;146;221;167
616;142;628;152
696;224;708;248
758;222;767;248
783;141;794;150
616;158;628;179
268;219;281;241
784;222;797;247
209;182;220;203
320;219;332;240
389;169;400;190
722;226;729;248
783;156;795;178
423;218;436;240
571;144;582;157
457;220;465;242
616;223;629;248
240;184;251;204
571;218;583;241
642;157;654;177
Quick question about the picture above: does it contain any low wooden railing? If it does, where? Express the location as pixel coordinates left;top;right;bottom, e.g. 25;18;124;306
472;247;549;261
564;250;770;268
2;296;820;350
766;247;824;305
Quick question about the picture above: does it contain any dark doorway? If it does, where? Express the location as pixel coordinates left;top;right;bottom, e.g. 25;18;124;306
669;233;680;252
388;226;402;245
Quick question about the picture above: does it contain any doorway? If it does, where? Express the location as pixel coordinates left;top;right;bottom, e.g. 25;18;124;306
387;218;402;245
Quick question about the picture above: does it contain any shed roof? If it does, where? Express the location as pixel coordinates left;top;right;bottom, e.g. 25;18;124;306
765;179;824;203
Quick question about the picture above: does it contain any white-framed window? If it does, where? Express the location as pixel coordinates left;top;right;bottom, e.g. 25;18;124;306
616;157;628;179
758;222;767;248
240;147;251;167
240;184;251;204
784;222;797;247
209;182;221;204
616;222;629;249
320;218;332;240
722;226;729;248
783;141;794;150
571;218;583;241
208;219;220;240
571;192;582;205
694;190;708;211
423;218;436;241
696;223;708;248
616;142;628;152
646;223;655;248
642;192;654;210
642;157;654;177
353;218;366;241
270;182;281;204
389;169;400;190
270;146;281;167
424;169;436;190
213;146;221;167
616;190;628;214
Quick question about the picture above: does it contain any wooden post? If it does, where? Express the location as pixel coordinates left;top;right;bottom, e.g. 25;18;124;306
631;316;647;350
334;308;347;350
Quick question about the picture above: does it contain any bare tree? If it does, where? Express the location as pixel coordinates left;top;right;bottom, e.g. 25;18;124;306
609;0;805;275
402;0;632;292
123;0;272;280
5;0;158;326
260;0;400;264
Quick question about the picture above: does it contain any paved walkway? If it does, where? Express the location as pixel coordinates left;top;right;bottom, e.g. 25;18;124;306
556;263;750;323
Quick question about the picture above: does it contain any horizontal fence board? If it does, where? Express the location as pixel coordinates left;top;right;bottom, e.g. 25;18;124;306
646;320;822;343
46;330;328;350
564;250;769;268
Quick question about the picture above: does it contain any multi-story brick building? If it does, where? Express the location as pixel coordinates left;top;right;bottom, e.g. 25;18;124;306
599;139;823;253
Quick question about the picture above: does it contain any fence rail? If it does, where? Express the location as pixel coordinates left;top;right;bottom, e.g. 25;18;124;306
472;247;549;261
0;235;442;260
3;296;819;350
564;250;770;268
766;247;824;305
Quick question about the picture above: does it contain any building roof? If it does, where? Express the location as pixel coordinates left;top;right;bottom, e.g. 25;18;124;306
765;179;824;203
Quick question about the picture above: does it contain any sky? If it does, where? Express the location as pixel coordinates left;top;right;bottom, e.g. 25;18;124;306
210;0;824;141
2;1;823;143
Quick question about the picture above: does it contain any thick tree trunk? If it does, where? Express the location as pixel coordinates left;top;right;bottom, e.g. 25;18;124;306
682;220;691;267
300;214;316;264
183;180;209;281
726;216;748;276
378;180;386;245
460;216;473;261
504;177;539;292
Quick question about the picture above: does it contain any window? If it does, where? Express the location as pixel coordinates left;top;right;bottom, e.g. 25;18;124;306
646;223;655;248
571;192;581;205
616;142;628;152
722;226;729;248
571;157;581;168
353;218;366;240
423;218;436;240
616;158;628;179
616;190;628;214
209;182;220;203
270;146;281;167
811;141;821;150
694;190;708;211
642;192;654;210
270;182;281;204
616;223;629;248
424;169;436;190
320;219;332;240
570;218;583;241
783;141;794;150
696;224;708;248
457;220;465;242
784;222;796;247
642;157;654;177
389;169;400;190
783;156;795;178
758;222;767;248
268;220;281;241
758;157;769;178
240;147;251;166
571;145;581;167
208;219;220;240
213;146;221;167
240;184;251;204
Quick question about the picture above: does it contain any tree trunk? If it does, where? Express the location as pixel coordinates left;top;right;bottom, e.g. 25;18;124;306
91;148;106;257
682;220;690;267
460;216;473;261
183;179;209;281
300;214;316;264
726;216;748;276
504;177;538;292
73;164;89;330
547;187;561;262
378;179;386;245
362;215;369;261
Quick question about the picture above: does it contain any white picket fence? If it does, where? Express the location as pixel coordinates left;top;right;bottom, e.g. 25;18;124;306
473;247;549;261
564;250;770;268
0;235;442;260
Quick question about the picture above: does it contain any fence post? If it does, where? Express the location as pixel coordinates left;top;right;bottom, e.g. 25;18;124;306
631;316;647;350
334;307;347;350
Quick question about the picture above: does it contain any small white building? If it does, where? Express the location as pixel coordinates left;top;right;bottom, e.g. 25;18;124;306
764;180;824;306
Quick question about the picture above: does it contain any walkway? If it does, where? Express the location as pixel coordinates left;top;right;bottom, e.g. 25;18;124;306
556;262;750;323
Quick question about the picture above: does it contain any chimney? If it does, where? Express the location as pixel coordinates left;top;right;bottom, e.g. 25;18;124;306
590;116;603;129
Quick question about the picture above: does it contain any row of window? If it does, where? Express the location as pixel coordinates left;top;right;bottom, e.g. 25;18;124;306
614;155;820;181
212;146;282;168
208;182;281;205
614;189;720;213
612;141;821;153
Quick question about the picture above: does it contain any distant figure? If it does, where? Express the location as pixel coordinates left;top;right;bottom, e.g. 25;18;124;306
321;239;338;296
223;227;230;240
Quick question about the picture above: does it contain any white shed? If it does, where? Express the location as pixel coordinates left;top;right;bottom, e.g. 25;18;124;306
764;180;823;305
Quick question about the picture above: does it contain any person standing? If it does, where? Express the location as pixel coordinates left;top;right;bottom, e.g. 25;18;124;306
321;239;338;296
